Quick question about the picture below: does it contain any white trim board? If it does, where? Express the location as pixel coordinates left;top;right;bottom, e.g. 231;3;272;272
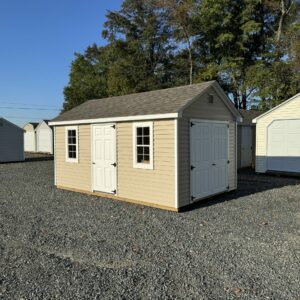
49;113;179;126
174;119;179;209
132;122;154;170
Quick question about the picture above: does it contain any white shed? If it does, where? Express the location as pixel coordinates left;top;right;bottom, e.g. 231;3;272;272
23;122;38;152
253;93;300;174
36;120;53;154
0;118;24;162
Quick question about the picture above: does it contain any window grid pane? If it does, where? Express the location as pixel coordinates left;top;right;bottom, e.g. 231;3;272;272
67;129;77;159
136;126;150;164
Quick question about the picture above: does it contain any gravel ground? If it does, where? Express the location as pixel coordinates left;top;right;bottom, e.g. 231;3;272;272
0;160;299;299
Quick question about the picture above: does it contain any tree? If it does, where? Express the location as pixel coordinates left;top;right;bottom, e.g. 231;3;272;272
62;0;300;112
63;45;110;111
102;0;175;93
159;0;200;85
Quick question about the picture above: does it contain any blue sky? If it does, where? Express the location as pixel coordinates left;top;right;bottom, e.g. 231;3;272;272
0;0;123;126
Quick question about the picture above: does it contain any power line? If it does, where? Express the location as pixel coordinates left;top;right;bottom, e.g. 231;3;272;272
3;116;50;120
0;106;60;111
0;101;61;108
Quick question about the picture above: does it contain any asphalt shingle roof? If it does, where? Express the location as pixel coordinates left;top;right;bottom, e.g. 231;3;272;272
238;109;265;124
52;81;215;122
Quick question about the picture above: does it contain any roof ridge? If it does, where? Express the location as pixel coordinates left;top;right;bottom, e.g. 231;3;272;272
88;81;216;103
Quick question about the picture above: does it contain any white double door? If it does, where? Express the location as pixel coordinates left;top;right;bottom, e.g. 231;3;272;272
92;124;117;194
190;120;229;201
267;119;300;173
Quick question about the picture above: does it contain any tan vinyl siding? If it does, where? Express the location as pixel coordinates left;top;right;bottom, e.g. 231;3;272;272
117;120;175;207
55;125;91;191
256;95;300;173
178;87;237;207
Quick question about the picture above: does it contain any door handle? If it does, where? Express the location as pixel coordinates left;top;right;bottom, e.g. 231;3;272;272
92;162;95;165
111;163;117;167
212;163;216;166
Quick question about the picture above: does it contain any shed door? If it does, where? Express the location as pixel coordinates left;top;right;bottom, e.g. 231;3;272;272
24;131;35;152
241;126;253;168
38;129;52;153
92;124;117;194
267;119;300;173
190;121;228;201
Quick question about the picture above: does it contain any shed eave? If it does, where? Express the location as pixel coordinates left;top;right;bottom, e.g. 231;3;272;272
49;113;179;126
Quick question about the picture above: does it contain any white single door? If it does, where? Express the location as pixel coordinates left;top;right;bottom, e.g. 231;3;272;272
241;126;253;168
267;119;300;173
92;124;117;193
38;129;52;153
190;121;228;201
24;131;35;152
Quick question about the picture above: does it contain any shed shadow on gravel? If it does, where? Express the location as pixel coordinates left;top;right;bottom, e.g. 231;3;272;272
24;152;54;162
181;168;300;212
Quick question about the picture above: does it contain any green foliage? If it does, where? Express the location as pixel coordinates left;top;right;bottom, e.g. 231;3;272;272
63;0;300;111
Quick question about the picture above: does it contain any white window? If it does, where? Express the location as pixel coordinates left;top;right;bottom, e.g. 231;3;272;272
65;126;78;163
133;122;153;169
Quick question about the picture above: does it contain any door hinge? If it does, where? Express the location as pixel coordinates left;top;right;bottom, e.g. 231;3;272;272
227;160;230;164
112;189;116;194
190;122;195;127
190;165;195;170
111;162;117;167
111;124;116;129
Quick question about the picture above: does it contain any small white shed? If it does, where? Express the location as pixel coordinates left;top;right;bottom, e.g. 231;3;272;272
0;118;24;162
36;120;53;154
23;122;38;152
253;93;300;174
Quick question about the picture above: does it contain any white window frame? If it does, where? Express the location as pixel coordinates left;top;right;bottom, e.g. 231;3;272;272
132;122;154;170
65;126;78;163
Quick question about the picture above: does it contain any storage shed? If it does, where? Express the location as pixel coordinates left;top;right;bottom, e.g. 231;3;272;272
36;120;53;154
253;93;300;174
0;118;24;162
49;81;242;211
237;110;264;169
23;122;38;152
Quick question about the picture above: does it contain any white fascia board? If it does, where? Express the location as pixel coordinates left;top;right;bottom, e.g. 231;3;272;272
49;113;179;126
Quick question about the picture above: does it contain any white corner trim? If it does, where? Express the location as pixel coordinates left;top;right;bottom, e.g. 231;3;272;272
252;92;300;123
54;127;57;185
49;113;179;126
174;119;179;209
132;122;154;170
65;126;79;163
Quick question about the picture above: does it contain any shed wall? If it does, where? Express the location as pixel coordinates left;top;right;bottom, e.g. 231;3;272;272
23;123;36;152
55;125;92;191
178;87;237;207
55;120;175;208
255;95;300;173
0;120;24;162
117;120;175;207
37;122;53;154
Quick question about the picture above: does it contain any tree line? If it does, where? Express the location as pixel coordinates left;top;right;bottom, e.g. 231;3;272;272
63;0;300;112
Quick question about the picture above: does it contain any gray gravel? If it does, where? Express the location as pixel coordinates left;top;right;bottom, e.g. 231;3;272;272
0;160;300;299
